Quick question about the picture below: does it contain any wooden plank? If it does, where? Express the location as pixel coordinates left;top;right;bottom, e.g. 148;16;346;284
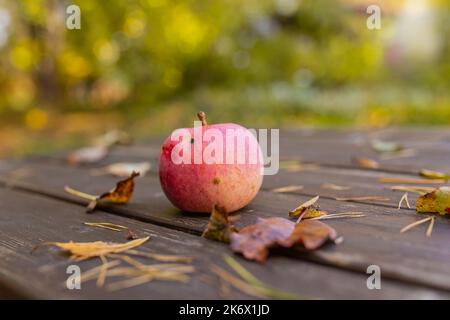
1;188;441;299
26;128;450;175
263;166;444;208
1;161;450;292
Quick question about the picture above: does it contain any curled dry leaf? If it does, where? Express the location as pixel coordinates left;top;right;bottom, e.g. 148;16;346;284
92;162;151;177
202;205;237;243
416;187;450;215
354;157;380;169
87;171;140;213
230;217;338;263
37;236;150;261
288;196;322;218
419;169;450;181
68;146;108;166
93;130;132;147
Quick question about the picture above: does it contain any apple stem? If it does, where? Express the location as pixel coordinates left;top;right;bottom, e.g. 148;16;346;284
197;111;207;126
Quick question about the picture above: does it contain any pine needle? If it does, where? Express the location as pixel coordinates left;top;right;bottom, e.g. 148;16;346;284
97;255;108;287
321;183;351;191
84;222;128;232
397;193;411;210
80;260;121;283
426;217;435;237
64;186;97;201
39;236;150;260
212;255;304;300
379;177;446;184
271;185;304;193
390;185;434;195
400;217;433;234
126;250;194;263
335;196;390;202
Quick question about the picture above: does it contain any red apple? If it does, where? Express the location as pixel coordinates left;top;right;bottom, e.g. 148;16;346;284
159;112;263;213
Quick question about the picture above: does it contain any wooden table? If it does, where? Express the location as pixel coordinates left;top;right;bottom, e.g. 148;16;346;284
0;128;450;299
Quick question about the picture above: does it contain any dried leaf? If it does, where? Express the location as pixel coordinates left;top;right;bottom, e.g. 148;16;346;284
371;139;403;153
354;157;379;169
271;185;304;193
68;146;108;165
301;207;328;220
419;169;450;181
126;229;139;240
321;183;350;191
202;205;237;243
87;171;140;213
92;162;151;177
288;196;320;218
230;217;337;262
379;177;446;184
416;187;450;215
38;236;150;260
93;130;132;147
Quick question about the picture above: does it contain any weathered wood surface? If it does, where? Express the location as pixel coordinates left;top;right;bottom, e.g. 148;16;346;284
3;188;442;299
0;128;450;299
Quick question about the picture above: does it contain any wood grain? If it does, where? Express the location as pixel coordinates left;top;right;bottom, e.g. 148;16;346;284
2;188;441;299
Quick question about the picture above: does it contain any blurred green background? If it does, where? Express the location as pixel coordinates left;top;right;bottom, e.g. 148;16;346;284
0;0;449;156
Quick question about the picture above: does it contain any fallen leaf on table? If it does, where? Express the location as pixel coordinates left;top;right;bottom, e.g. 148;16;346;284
93;130;132;147
321;183;351;191
379;177;446;184
230;217;338;263
354;157;380;169
270;185;304;193
64;171;140;213
416;187;450;215
202;205;237;243
91;162;151;177
419;169;450;181
88;171;139;212
36;236;150;261
371;139;403;153
288;195;321;218
68;146;108;165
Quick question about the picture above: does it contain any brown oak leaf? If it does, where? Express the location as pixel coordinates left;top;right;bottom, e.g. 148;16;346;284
230;217;338;263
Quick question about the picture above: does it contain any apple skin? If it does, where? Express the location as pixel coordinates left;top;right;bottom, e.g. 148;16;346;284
159;123;263;213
